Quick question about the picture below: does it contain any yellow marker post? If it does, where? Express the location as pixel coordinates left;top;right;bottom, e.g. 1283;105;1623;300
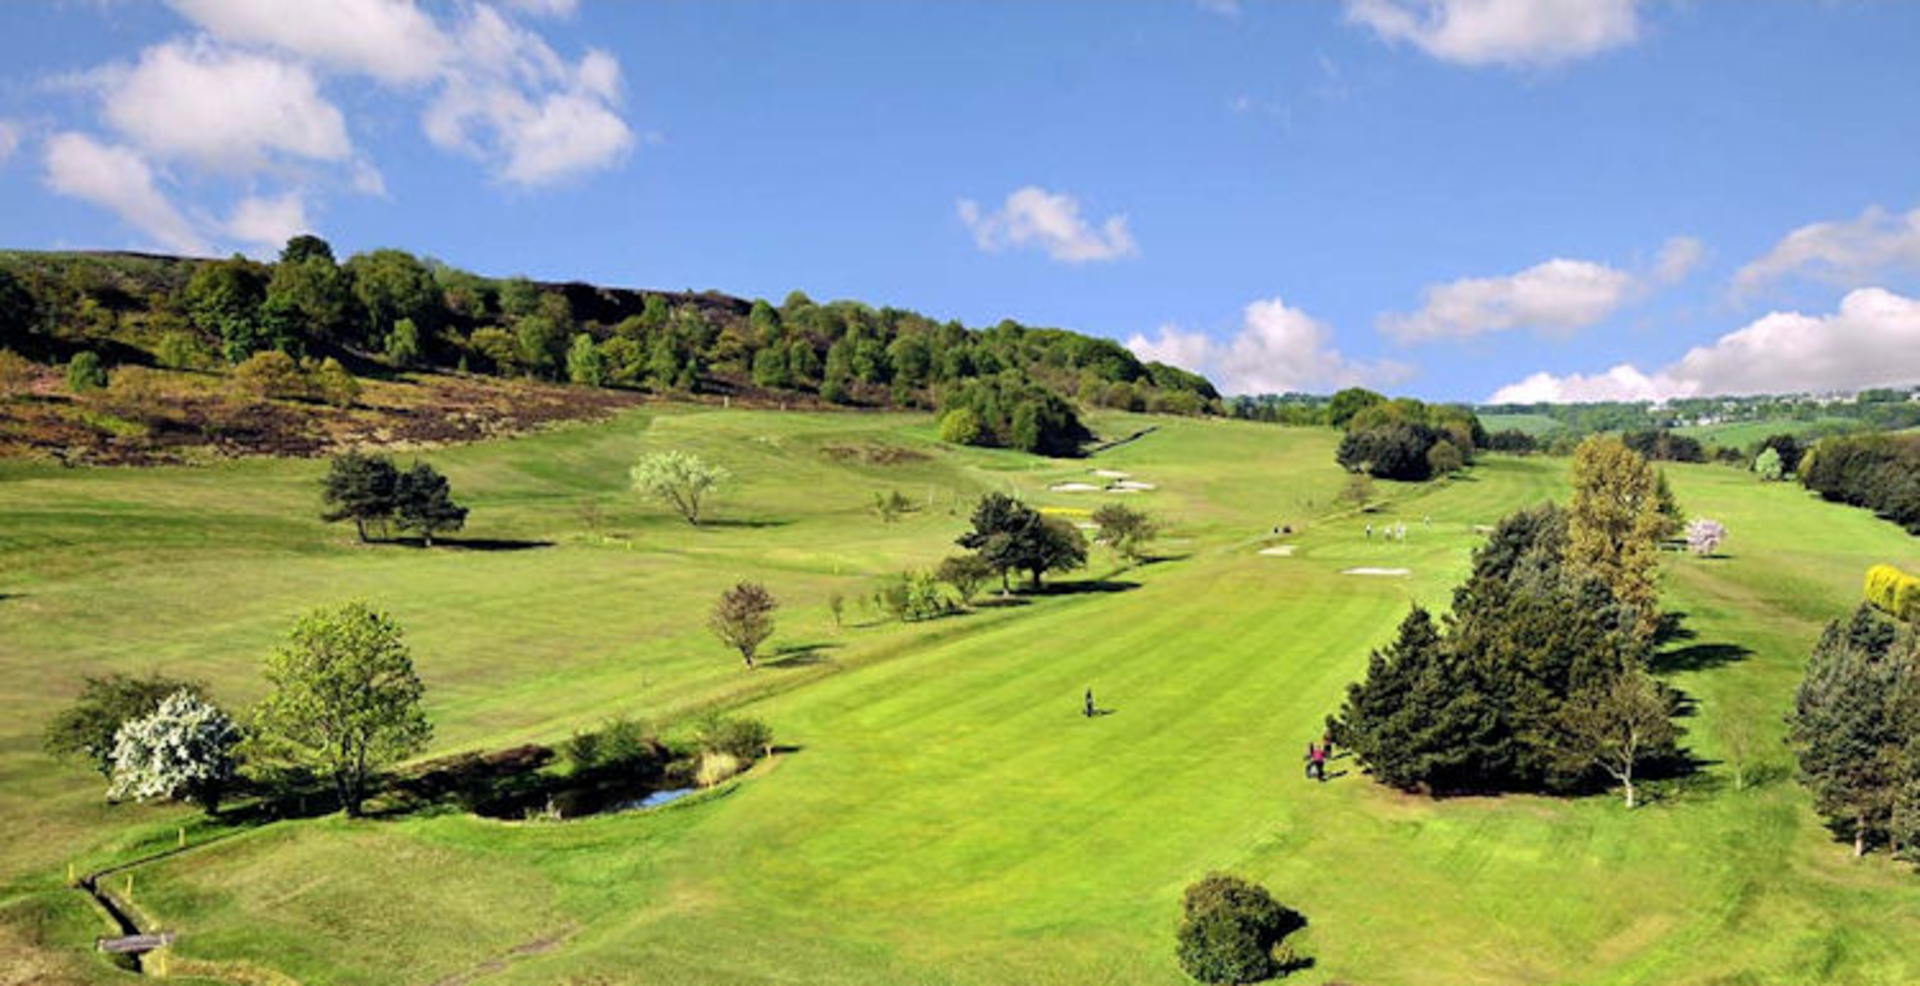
67;861;75;885
125;873;133;902
177;827;186;848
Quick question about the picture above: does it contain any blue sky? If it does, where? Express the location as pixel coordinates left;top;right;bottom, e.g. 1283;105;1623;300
3;1;1919;402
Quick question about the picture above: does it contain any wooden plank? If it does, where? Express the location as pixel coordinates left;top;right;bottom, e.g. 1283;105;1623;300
97;932;174;954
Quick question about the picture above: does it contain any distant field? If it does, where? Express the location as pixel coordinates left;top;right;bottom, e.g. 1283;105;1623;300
4;409;1919;985
1675;416;1862;448
1476;412;1566;436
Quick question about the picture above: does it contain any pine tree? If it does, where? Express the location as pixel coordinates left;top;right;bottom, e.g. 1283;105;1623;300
394;462;468;547
1789;605;1915;856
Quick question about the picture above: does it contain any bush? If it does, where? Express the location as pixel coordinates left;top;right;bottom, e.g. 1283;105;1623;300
1865;564;1920;622
0;350;36;398
156;330;212;370
1175;873;1305;984
567;715;663;776
232;350;311;400
696;715;773;760
66;351;106;393
696;751;743;787
1427;439;1465;475
312;357;360;407
938;407;983;445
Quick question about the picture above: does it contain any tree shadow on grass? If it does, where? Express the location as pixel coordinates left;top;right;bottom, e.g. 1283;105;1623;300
970;596;1032;609
1024;578;1141;597
698;518;792;530
1653;642;1752;675
429;537;555;552
763;643;840;669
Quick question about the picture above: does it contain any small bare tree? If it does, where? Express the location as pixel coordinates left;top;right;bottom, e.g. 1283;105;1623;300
710;582;778;669
1555;670;1678;808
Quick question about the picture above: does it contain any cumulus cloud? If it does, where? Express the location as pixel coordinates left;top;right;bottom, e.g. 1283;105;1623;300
43;132;209;254
1380;258;1636;342
957;186;1138;264
1128;297;1413;395
95;38;351;173
1733;204;1920;295
0;120;18;165
226;192;310;252
167;0;451;83
423;7;633;185
169;0;633;186
1343;0;1641;67
1489;287;1920;402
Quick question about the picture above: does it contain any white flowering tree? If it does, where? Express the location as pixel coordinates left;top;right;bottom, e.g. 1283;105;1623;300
1686;518;1727;557
631;451;729;526
108;689;241;815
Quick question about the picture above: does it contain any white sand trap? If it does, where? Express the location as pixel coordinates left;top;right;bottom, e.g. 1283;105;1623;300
1258;545;1295;557
1111;480;1157;491
1105;487;1142;494
1075;522;1100;531
1342;567;1411;576
1092;469;1131;478
1049;482;1100;492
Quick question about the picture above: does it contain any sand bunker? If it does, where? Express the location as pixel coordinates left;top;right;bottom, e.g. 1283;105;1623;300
1343;567;1411;576
1258;545;1295;557
1111;480;1157;491
1049;482;1101;492
1092;469;1130;478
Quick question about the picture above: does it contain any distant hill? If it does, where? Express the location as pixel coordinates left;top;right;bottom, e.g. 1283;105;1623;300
0;244;1219;462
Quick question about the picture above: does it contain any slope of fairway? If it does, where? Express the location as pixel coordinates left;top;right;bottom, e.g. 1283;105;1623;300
5;415;1920;985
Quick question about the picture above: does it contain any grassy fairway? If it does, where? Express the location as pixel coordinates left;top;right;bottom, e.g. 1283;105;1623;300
3;410;1919;984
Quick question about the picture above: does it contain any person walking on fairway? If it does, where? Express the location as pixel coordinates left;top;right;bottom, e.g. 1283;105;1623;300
1310;743;1328;782
1304;743;1318;780
1084;688;1095;718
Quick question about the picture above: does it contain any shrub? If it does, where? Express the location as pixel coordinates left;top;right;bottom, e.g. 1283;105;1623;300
696;751;743;787
872;570;952;621
312;357;361;407
0;349;36;398
937;407;984;445
696;715;773;760
1685;518;1727;557
66;351;107;393
1175;873;1305;984
156;330;212;370
233;350;311;400
1754;446;1784;481
1427;439;1465;475
567;715;663;776
105;365;168;414
1865;564;1919;622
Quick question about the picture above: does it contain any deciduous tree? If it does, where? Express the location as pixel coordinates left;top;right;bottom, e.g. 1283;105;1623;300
108;690;241;815
710;582;778;668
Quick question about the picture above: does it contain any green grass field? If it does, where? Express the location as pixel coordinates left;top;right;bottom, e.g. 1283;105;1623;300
1474;413;1566;437
4;409;1919;985
1674;416;1863;449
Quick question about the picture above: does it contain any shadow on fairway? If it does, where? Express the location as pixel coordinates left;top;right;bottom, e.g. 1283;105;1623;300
1654;641;1752;674
764;643;840;668
433;537;556;552
1025;578;1140;596
698;518;793;530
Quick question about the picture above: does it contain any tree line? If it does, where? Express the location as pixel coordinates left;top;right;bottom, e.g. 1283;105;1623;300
1330;388;1488;482
1799;432;1920;534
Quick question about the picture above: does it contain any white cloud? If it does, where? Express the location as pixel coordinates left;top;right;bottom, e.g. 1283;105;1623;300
505;0;578;16
166;0;451;83
226;192;309;253
1128;296;1413;395
1489;287;1920;402
1380;258;1636;341
96;38;351;173
1196;0;1242;18
1733;205;1920;295
1652;235;1705;285
957;186;1138;264
43;132;209;254
0;120;18;165
421;6;633;185
1343;0;1641;67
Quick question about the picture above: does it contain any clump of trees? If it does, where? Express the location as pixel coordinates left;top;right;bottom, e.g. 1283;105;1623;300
1485;429;1539;454
44;672;207;778
252;602;432;816
871;569;954;622
1332;389;1485;481
1332;495;1681;801
1752;433;1804;476
1622;429;1706;463
937;375;1092;457
955;492;1087;591
631;451;728;526
710;582;778;668
1787;605;1920;858
320;452;468;545
1799;433;1920;533
1174;873;1308;984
